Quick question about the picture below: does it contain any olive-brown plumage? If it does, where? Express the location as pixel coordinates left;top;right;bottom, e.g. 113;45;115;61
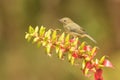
59;17;97;43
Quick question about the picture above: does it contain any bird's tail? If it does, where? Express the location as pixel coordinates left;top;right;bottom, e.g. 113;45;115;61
83;34;97;43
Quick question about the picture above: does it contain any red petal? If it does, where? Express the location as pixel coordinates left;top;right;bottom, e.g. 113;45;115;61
84;46;91;51
61;48;66;52
69;38;75;42
84;46;87;51
94;69;103;80
72;52;78;58
60;45;66;52
103;59;113;68
86;62;93;69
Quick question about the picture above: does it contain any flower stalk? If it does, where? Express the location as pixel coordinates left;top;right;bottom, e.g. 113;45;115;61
25;26;113;80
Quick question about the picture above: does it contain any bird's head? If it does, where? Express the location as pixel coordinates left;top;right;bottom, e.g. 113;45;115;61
59;17;74;25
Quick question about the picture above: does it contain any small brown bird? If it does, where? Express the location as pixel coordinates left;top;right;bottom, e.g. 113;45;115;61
59;17;97;43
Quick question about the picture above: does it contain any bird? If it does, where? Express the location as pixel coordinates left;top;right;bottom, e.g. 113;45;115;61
59;17;97;43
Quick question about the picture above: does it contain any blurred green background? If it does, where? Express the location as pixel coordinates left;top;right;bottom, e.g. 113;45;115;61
0;0;120;80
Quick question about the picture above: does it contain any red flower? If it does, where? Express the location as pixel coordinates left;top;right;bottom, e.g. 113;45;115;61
94;69;103;80
84;45;91;51
86;62;93;69
103;59;113;68
82;61;95;77
69;38;75;42
72;52;78;58
60;44;67;52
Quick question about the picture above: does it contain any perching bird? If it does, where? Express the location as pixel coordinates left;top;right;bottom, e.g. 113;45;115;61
59;17;97;43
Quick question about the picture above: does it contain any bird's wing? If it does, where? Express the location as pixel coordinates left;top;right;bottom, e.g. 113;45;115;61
66;23;86;34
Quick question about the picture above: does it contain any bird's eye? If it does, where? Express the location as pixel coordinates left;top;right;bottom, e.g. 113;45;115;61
63;20;66;22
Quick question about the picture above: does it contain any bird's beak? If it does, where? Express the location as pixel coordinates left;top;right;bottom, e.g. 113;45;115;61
59;19;62;22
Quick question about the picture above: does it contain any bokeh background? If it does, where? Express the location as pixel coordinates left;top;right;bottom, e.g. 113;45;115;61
0;0;120;80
